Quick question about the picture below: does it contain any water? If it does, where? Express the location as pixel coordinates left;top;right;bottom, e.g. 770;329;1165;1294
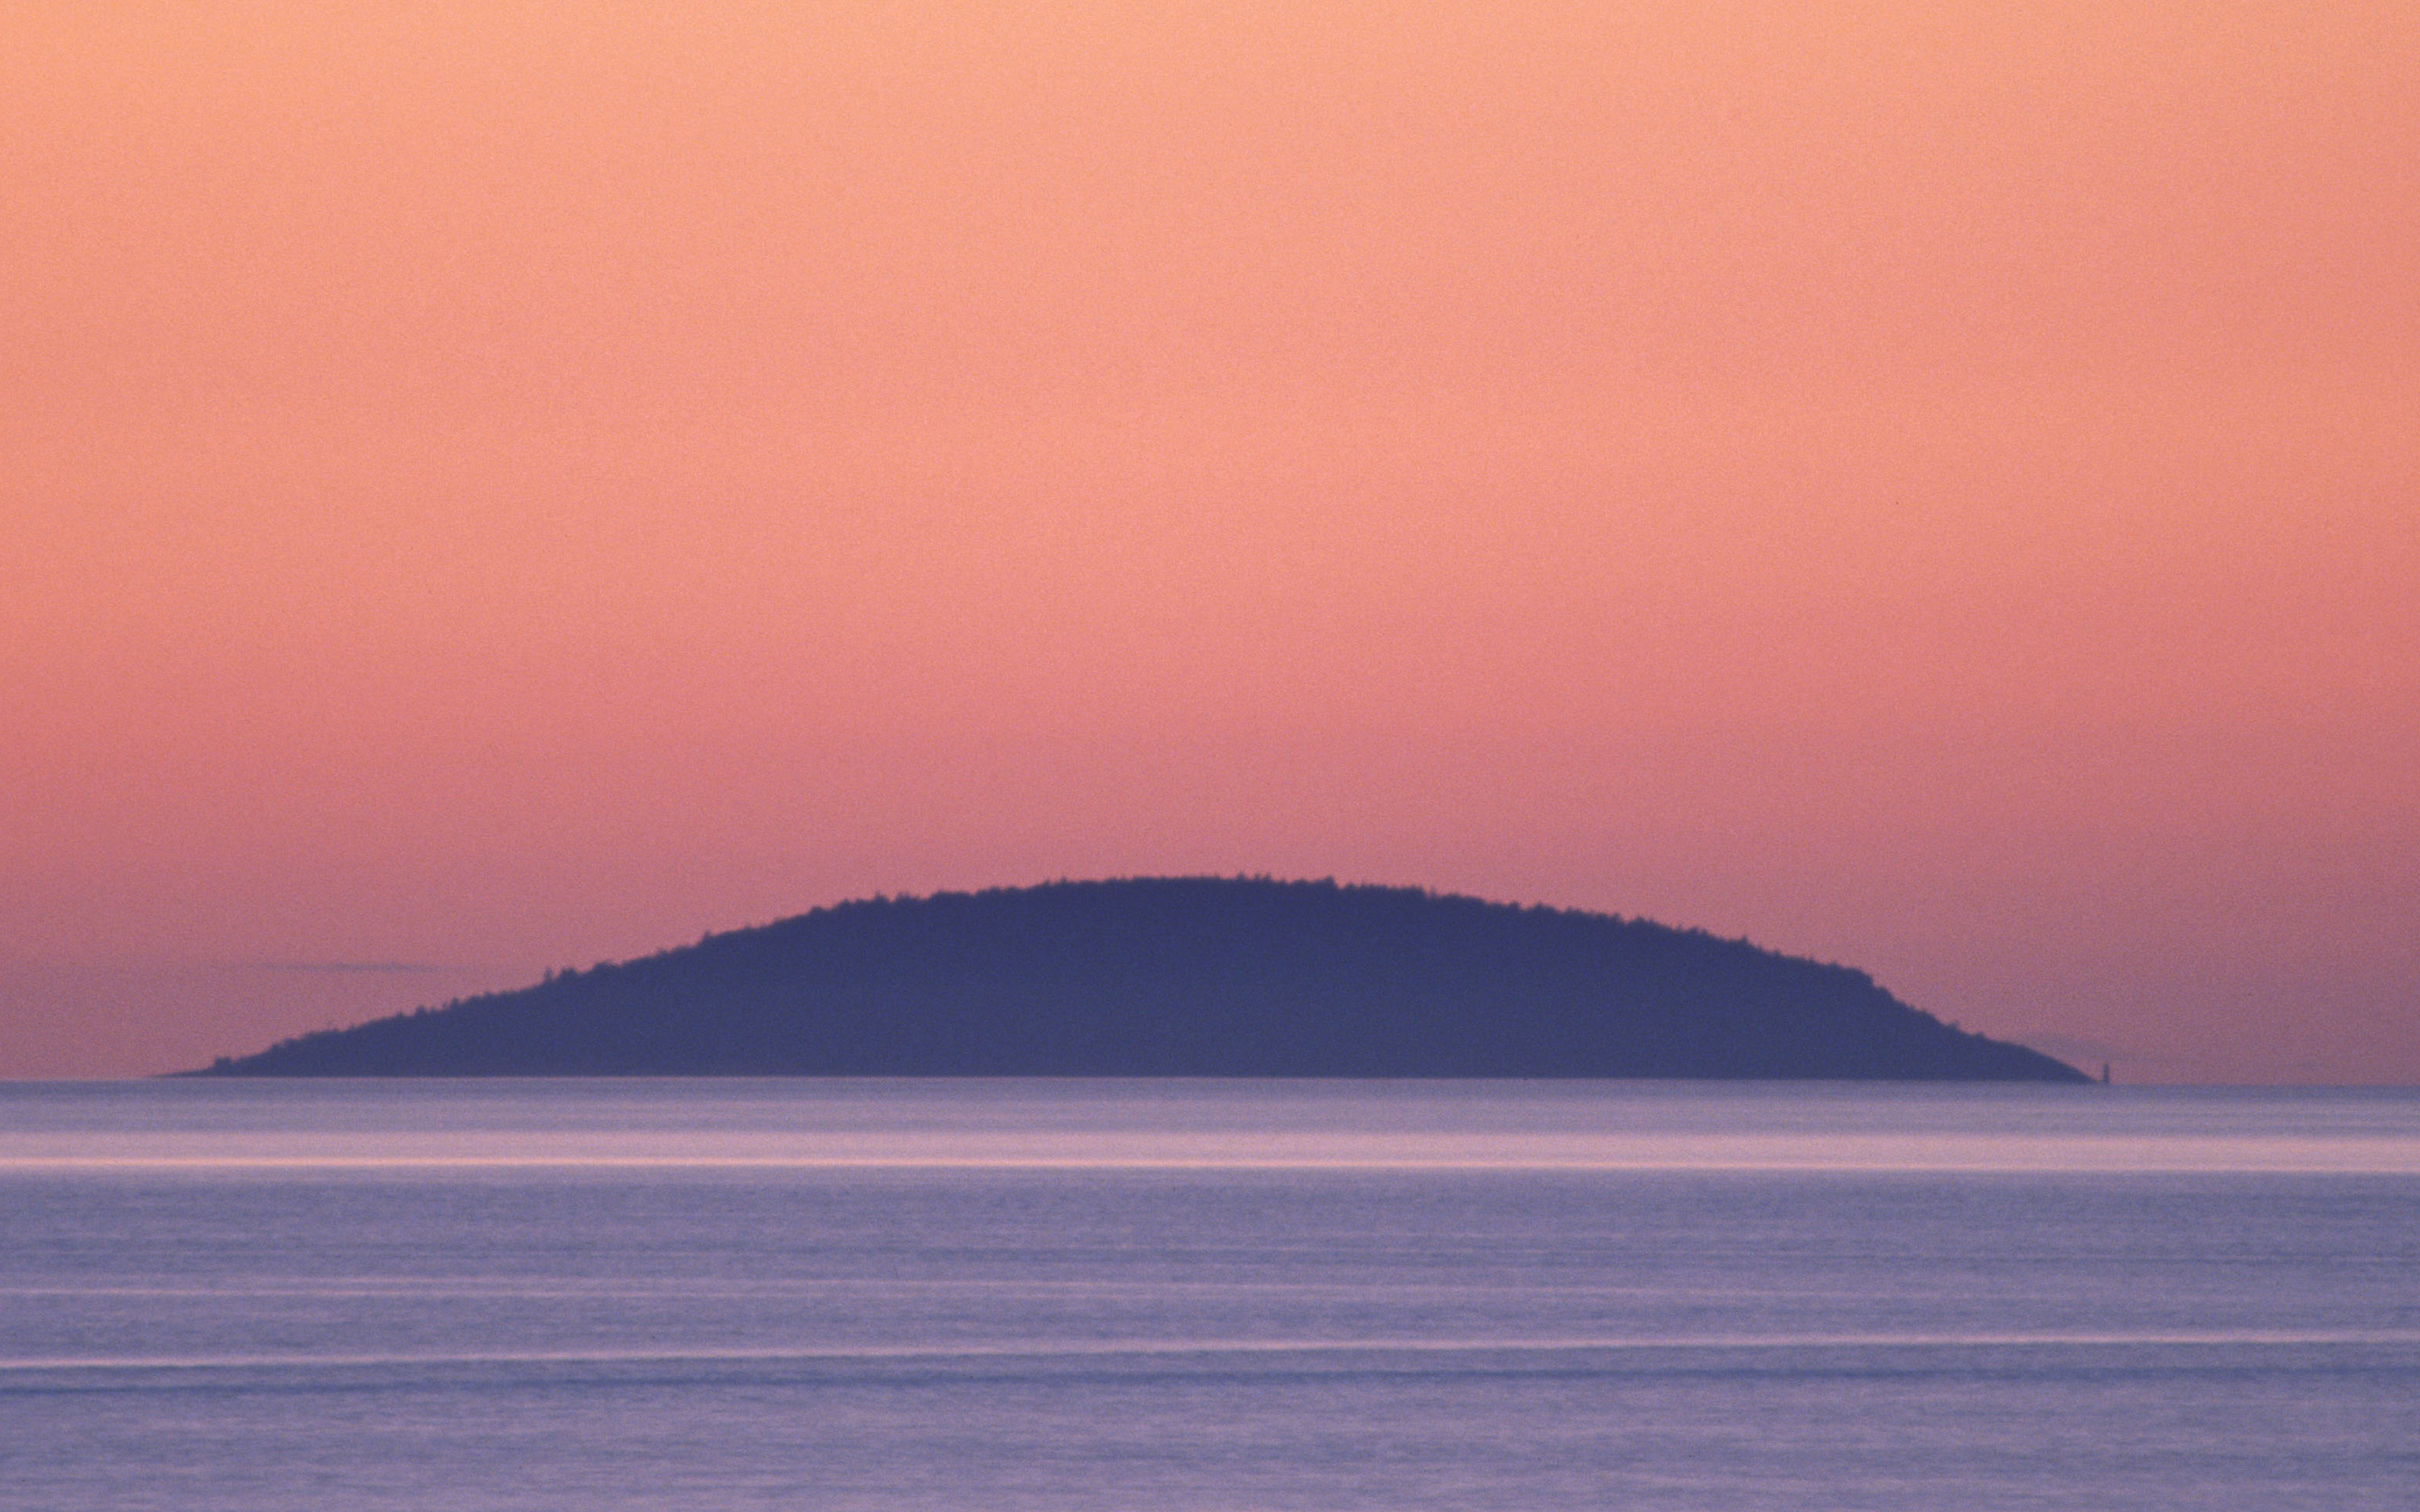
4;1081;2416;1510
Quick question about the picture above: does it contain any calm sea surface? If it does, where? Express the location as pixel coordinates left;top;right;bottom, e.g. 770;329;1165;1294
3;1080;2415;1510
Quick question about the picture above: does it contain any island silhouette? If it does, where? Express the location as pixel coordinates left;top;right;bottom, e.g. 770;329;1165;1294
190;878;2084;1080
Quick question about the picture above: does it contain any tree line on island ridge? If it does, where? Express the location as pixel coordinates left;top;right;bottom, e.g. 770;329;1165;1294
194;877;2087;1081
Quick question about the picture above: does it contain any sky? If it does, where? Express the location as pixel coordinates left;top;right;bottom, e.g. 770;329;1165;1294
5;1;2414;1081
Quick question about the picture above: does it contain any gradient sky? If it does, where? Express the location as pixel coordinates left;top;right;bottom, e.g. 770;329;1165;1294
6;1;2414;1080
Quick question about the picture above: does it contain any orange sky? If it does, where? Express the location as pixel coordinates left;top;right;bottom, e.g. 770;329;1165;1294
6;2;2414;1080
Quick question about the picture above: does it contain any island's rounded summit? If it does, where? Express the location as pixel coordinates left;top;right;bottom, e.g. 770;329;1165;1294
193;878;2084;1081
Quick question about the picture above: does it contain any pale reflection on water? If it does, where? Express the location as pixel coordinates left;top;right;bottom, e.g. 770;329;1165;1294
6;1081;2418;1511
5;1079;2418;1171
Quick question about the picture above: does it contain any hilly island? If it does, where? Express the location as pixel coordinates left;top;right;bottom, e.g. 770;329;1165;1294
192;878;2084;1080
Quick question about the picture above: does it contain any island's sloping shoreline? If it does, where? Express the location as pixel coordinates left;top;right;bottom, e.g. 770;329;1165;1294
186;878;2088;1081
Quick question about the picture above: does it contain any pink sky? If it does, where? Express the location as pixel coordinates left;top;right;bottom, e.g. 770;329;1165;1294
6;2;2414;1079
